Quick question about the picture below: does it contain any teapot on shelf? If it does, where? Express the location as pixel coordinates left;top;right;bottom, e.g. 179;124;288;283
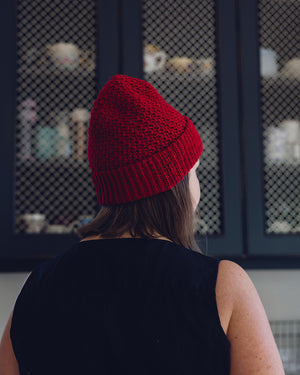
143;44;167;73
46;42;95;72
46;42;80;70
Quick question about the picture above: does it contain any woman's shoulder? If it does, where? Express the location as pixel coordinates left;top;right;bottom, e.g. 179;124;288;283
215;260;248;333
216;259;255;310
215;259;273;338
217;259;249;291
216;260;285;374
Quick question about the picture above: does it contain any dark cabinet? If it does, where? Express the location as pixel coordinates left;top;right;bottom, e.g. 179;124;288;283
0;0;299;270
239;0;300;258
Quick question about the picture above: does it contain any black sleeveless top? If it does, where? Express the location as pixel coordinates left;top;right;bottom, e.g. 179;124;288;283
11;238;230;375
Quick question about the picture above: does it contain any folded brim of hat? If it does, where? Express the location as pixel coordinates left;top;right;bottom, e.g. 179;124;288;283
90;117;202;205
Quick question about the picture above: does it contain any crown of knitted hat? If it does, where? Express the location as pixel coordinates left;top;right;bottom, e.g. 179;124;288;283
88;74;203;205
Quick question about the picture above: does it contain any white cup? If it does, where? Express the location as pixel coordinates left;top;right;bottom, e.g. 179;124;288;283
194;58;214;75
280;120;299;142
144;50;167;73
260;48;278;78
47;43;80;70
269;220;291;234
279;120;300;162
280;58;300;79
22;213;46;234
265;126;287;163
46;224;70;234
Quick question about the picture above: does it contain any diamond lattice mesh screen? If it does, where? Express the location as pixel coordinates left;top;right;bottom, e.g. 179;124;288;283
142;0;223;235
15;0;98;234
270;320;300;375
258;0;300;234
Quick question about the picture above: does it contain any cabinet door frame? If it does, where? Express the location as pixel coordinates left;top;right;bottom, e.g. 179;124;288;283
0;0;120;270
120;0;244;257
238;0;300;263
2;0;299;270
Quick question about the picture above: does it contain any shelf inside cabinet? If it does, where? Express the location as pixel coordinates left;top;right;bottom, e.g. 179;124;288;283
261;76;300;88
15;158;95;231
18;65;95;79
145;70;216;84
264;161;300;171
17;158;89;169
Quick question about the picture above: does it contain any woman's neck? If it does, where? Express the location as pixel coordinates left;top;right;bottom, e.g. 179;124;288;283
80;231;172;243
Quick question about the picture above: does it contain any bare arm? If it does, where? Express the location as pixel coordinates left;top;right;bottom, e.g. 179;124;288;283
0;312;20;375
217;260;285;375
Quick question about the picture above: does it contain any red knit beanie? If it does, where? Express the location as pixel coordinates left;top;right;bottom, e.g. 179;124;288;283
88;74;203;205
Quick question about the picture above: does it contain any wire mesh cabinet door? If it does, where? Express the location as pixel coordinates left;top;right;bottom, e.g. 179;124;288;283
15;0;98;231
240;0;300;257
0;0;119;267
121;0;244;257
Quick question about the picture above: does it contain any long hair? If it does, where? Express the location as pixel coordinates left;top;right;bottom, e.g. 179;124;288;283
78;174;200;253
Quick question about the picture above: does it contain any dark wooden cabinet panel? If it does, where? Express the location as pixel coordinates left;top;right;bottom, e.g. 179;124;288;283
0;0;299;270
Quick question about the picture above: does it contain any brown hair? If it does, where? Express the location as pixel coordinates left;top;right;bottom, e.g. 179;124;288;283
78;173;200;253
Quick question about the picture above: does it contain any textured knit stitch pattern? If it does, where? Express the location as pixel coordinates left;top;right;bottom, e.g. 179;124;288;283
88;74;203;205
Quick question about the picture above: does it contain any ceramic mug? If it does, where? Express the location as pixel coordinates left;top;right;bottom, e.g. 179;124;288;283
36;126;58;159
194;58;214;75
269;220;291;234
280;120;299;143
22;213;46;234
279;120;300;162
143;45;167;73
280;58;300;79
46;224;70;234
78;215;94;226
67;215;94;233
260;48;277;78
47;42;80;70
167;57;194;74
265;126;287;163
